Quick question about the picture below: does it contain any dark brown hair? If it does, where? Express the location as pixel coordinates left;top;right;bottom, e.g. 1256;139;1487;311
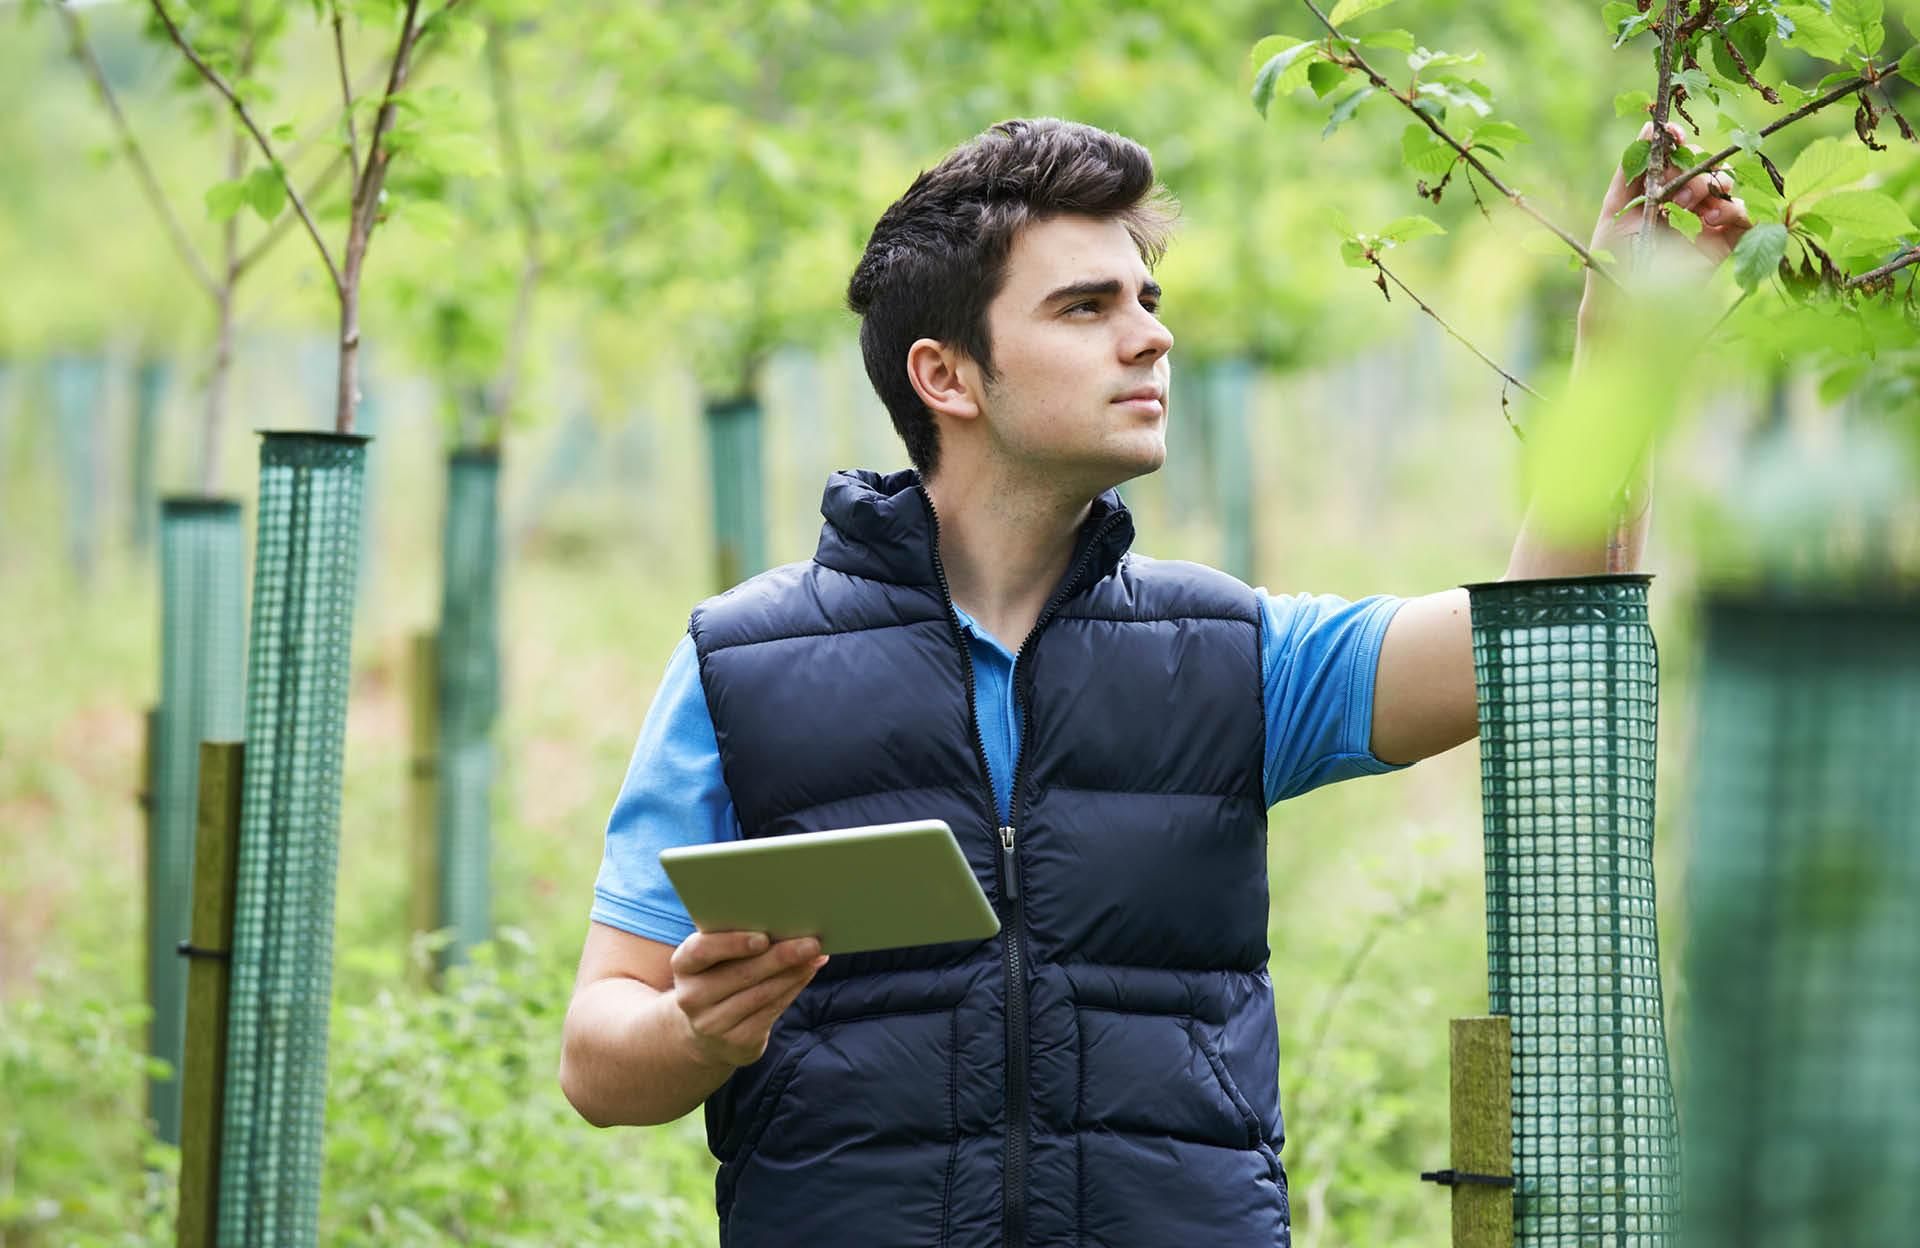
845;118;1178;478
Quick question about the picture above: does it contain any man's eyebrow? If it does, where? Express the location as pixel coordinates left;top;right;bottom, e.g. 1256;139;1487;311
1037;278;1164;309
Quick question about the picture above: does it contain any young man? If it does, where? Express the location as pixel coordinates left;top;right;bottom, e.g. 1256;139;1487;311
561;118;1747;1246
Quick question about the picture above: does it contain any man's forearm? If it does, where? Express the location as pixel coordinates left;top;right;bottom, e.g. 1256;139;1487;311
1502;308;1652;580
1504;473;1650;580
559;977;735;1128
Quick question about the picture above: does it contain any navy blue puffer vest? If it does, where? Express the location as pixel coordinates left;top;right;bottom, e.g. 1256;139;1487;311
688;468;1287;1247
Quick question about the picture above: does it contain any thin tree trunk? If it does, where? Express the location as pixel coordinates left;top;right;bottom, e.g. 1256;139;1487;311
335;278;362;435
200;22;252;493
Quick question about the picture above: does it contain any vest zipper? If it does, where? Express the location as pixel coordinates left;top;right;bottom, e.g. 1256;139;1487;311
918;484;1124;1248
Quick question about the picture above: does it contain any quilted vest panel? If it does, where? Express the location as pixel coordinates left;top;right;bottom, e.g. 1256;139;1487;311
688;468;1288;1247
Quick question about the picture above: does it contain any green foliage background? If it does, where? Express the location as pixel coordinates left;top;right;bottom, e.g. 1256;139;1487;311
1;0;1916;1243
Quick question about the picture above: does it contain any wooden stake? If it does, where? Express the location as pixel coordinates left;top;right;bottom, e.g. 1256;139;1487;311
140;705;157;1056
175;741;242;1248
1450;1015;1514;1248
408;631;440;987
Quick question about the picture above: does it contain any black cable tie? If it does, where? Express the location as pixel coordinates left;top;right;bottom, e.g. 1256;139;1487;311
1420;1168;1515;1189
177;941;230;962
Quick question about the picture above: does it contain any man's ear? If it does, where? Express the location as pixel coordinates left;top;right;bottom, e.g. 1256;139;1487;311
905;338;982;423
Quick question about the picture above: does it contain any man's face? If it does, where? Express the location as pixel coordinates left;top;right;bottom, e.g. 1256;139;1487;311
974;213;1174;493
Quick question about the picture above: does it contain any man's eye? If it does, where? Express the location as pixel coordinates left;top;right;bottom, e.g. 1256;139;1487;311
1142;302;1161;316
1066;301;1098;314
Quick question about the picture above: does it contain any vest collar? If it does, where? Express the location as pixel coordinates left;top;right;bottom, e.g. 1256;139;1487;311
815;467;1136;593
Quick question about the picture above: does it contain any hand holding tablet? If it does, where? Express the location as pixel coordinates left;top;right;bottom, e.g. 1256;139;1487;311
659;819;1001;956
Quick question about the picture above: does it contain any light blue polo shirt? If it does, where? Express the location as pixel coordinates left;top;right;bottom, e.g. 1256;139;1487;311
591;589;1408;947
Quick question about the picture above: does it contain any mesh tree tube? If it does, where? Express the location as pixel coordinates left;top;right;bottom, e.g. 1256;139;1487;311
1468;575;1679;1244
1680;596;1920;1248
435;448;502;968
217;432;368;1247
131;360;169;553
704;394;766;590
50;354;105;583
149;498;247;1146
1203;359;1255;584
1165;360;1213;525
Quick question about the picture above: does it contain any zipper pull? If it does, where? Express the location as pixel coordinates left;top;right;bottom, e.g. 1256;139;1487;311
999;825;1019;902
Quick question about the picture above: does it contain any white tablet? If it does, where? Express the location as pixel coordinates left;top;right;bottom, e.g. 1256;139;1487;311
658;818;1001;956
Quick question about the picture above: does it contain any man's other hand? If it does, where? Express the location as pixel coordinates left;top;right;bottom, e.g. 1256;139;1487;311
668;930;830;1069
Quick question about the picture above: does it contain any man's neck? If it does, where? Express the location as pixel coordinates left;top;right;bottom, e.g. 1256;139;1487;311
923;464;1093;651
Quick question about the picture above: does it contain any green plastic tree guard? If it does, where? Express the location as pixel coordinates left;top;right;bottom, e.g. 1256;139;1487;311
49;354;104;584
148;498;247;1146
1468;574;1679;1245
216;432;368;1248
704;394;766;590
1203;360;1255;584
1680;595;1920;1248
131;360;169;554
1165;361;1214;527
435;447;502;968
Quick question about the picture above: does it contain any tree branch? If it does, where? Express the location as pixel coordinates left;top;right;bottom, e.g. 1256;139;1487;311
1656;72;1881;204
1370;258;1542;437
1302;0;1622;290
1843;245;1920;289
55;1;219;301
1637;0;1688;261
354;0;428;219
233;151;351;278
331;2;362;177
1707;14;1780;104
148;0;344;298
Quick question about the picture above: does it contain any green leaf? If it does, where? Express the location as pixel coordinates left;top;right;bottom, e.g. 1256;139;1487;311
1621;139;1652;180
1415;80;1491;117
393;197;459;241
1339;237;1373;267
1328;0;1400;24
1809;190;1917;242
1308;59;1347;98
1832;0;1883;54
1710;13;1771;82
1674;68;1714;102
1784;137;1870;208
1470;120;1530;147
1899;45;1920;88
1612;11;1655;47
406;132;498;178
1732;222;1790;290
1668;207;1704;240
1401;123;1457;177
1614;89;1652;119
1729;128;1763;153
1776;2;1851;59
1407;47;1483;73
1360;28;1416;51
1323;85;1377;137
243;166;285;223
204;178;248;222
270;122;297;143
1380;214;1446;243
1250;38;1318;117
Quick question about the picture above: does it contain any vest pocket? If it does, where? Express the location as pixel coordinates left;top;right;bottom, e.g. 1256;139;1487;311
1075;1006;1258;1150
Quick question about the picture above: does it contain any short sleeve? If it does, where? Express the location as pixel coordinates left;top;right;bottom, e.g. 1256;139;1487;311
1259;590;1411;806
590;633;741;945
